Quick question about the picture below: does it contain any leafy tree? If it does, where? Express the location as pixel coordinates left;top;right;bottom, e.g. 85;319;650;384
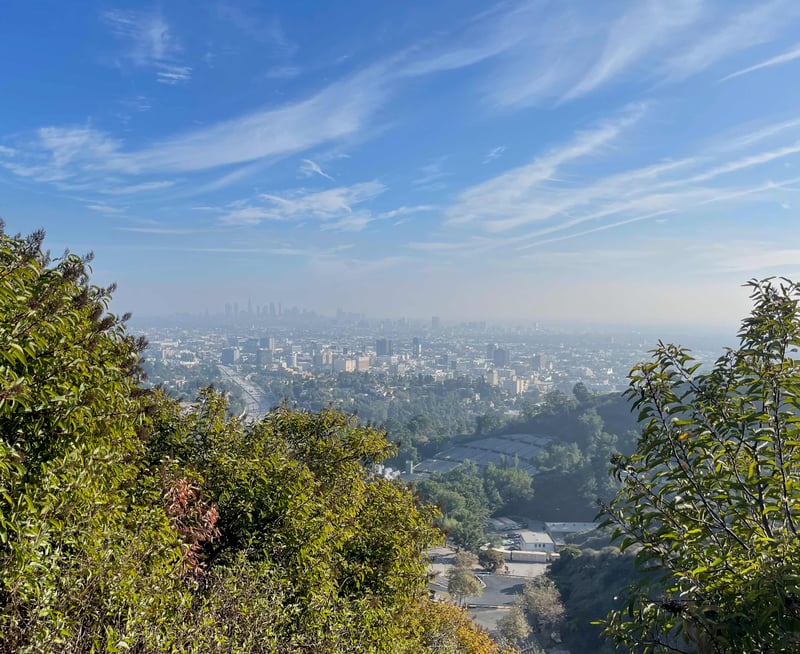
447;553;482;607
572;381;593;407
602;278;800;653
483;462;534;510
496;605;531;646
447;566;483;607
453;551;479;568
576;408;604;448
0;226;188;652
520;575;565;633
478;548;506;573
475;411;506;436
535;442;584;474
417;601;513;654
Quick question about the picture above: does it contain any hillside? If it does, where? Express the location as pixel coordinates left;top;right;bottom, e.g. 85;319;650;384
0;226;507;654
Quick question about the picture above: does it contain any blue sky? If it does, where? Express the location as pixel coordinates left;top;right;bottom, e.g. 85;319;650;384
3;0;800;326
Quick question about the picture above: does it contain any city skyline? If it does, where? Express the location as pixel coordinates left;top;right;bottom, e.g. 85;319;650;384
3;1;800;326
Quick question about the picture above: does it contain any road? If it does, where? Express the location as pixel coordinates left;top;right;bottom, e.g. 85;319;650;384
218;365;274;420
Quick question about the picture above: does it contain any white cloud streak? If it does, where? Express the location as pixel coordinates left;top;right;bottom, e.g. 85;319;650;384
483;146;506;164
103;10;193;84
563;0;702;100
427;114;800;258
447;106;646;229
661;0;798;80
300;159;334;181
220;181;386;228
720;43;800;82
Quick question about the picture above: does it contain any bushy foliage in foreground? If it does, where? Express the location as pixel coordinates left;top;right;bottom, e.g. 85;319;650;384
602;278;800;653
0;226;503;654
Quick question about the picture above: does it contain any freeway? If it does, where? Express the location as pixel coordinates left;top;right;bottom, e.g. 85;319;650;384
218;365;274;420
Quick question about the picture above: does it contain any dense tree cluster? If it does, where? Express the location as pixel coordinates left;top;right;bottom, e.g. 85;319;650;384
547;541;641;653
253;372;499;459
415;461;533;550
0;226;506;654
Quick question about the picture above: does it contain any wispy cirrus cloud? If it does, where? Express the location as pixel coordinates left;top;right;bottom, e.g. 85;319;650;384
413;157;450;189
220;181;385;228
447;105;646;229
103;9;193;84
5;0;800;219
661;0;799;80
0;62;389;192
562;0;701;100
0;126;128;183
131;65;388;173
215;182;432;233
483;146;506;164
719;43;800;82
86;202;126;215
399;0;799;108
300;159;334;181
118;225;210;235
216;2;296;56
421;111;800;259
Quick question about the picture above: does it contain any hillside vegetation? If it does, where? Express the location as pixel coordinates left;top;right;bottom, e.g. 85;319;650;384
0;226;508;653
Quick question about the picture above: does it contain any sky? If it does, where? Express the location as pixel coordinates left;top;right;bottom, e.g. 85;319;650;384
2;0;800;327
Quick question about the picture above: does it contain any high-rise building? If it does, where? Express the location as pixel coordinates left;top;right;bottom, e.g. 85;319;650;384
412;337;422;358
533;353;551;372
221;347;240;365
486;343;497;360
256;348;272;368
375;338;393;356
431;316;441;330
493;347;510;367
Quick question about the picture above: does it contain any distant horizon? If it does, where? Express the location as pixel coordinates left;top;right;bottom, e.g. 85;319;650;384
127;308;736;344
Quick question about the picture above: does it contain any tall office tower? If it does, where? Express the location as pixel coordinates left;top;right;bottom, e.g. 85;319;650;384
533;353;551;372
486;343;497;360
375;338;393;356
493;347;510;368
256;348;272;368
412;337;422;358
221;347;240;365
269;302;276;316
431;316;441;330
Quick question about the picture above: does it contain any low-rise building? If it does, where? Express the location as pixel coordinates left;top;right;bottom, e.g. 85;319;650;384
517;529;555;552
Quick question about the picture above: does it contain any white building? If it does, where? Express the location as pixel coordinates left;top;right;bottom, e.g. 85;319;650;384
516;529;555;553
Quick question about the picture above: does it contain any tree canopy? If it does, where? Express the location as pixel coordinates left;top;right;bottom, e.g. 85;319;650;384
602;278;800;653
0;225;506;654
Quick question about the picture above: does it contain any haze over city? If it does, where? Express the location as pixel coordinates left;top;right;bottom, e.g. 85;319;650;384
3;0;800;325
